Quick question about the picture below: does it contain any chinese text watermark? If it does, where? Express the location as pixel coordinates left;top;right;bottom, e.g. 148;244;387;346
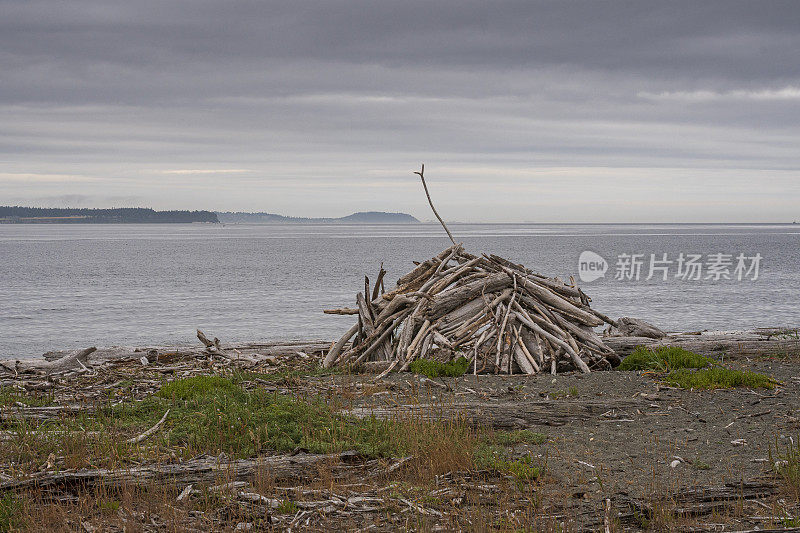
578;251;761;283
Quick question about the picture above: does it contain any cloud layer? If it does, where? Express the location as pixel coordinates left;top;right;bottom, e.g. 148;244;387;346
2;0;799;221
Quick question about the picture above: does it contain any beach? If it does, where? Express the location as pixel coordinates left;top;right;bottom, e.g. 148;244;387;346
1;330;798;530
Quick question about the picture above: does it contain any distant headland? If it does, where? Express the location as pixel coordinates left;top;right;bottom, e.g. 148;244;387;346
0;207;419;224
0;206;219;224
216;211;420;224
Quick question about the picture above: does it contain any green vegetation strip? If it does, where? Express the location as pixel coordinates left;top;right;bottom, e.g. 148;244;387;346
409;356;470;378
618;346;712;372
618;346;776;389
665;367;775;389
113;375;402;458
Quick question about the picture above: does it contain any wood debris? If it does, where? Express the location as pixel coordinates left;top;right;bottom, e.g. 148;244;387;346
324;243;621;375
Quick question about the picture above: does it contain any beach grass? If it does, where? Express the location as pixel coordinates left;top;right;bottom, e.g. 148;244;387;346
409;356;470;378
773;437;800;499
618;346;713;372
665;366;776;390
619;345;776;389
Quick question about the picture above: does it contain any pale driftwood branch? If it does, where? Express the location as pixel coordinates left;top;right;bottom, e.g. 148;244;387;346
323;308;359;315
414;163;456;246
127;409;170;444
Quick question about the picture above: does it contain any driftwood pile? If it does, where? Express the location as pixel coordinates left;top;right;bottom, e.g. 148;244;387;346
323;244;621;375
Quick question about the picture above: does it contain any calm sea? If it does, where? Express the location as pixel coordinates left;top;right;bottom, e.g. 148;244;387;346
1;223;798;359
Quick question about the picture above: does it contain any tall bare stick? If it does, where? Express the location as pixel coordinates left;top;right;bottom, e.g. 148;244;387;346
414;163;456;245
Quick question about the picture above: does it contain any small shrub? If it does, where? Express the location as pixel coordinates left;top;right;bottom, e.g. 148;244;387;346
473;443;542;482
693;459;711;470
618;346;712;372
409;356;470;379
548;388;578;400
665;367;775;390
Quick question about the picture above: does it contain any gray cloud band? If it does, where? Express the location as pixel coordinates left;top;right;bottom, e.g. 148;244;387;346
1;1;799;219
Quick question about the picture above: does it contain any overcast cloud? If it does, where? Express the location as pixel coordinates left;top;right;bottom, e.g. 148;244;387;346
1;0;799;222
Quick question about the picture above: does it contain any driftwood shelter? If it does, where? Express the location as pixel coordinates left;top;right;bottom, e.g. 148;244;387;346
323;243;620;375
323;165;623;376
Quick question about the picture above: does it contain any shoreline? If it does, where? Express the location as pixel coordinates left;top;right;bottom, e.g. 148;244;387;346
3;327;798;372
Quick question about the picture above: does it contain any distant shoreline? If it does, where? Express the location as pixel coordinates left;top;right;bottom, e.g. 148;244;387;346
0;206;218;224
216;211;419;224
1;207;420;225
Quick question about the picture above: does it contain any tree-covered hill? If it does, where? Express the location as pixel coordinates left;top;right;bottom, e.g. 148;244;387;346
0;206;219;224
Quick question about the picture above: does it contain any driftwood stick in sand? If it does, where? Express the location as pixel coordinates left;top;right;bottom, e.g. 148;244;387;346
372;263;387;300
323;322;359;368
414;163;456;246
605;332;800;359
127;409;170;444
197;330;224;352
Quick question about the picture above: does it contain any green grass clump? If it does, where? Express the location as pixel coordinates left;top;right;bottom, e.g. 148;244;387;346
773;438;800;499
548;387;579;400
693;459;711;470
665;367;775;390
157;375;244;402
0;387;54;407
618;346;712;372
275;500;298;514
473;443;541;482
0;492;21;532
409;356;470;378
491;430;547;446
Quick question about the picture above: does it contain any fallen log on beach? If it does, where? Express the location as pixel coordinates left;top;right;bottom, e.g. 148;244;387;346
346;398;642;428
0;347;96;375
605;328;800;359
0;451;367;493
1;340;332;377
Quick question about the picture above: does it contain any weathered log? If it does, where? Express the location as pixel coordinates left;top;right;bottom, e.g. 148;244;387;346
347;399;641;428
0;451;367;492
608;317;667;339
1;347;97;375
605;331;800;360
323;308;359;315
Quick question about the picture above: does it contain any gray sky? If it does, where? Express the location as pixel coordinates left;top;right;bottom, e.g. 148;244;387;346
2;0;799;222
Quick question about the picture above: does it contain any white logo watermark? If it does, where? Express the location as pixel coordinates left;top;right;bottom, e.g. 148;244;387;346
578;251;609;282
578;252;762;282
